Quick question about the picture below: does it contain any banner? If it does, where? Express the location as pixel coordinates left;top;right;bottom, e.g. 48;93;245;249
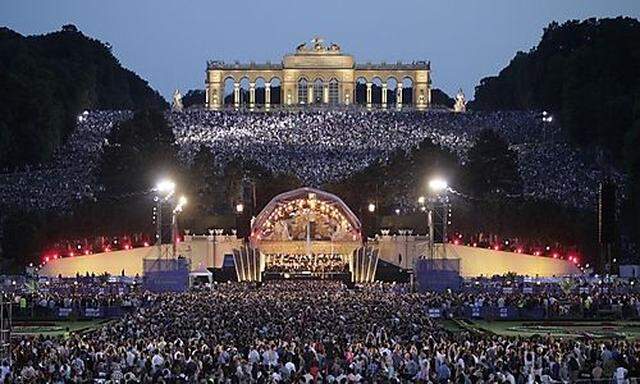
428;308;441;318
499;307;509;318
58;308;73;317
84;308;102;317
523;287;533;294
472;306;481;318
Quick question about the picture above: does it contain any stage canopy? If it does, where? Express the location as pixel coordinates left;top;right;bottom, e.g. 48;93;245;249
251;187;362;243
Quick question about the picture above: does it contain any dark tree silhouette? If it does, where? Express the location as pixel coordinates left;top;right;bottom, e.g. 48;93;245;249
0;26;167;169
463;129;522;197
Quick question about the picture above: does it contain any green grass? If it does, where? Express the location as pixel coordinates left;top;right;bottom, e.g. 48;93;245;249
460;320;640;340
12;320;109;337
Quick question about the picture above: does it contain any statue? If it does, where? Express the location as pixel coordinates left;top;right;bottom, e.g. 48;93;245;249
172;89;183;112
453;88;467;113
311;36;325;51
296;42;307;52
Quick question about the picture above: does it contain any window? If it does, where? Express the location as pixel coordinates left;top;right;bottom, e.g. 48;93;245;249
297;78;308;104
329;79;339;104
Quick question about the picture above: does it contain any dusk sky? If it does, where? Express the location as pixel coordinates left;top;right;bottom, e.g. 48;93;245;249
2;0;638;100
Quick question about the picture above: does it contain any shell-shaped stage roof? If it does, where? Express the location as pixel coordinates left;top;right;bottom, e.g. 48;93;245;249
250;187;362;240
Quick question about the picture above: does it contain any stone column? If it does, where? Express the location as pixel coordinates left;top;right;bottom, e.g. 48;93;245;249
396;83;403;110
265;82;271;109
381;83;388;109
366;82;373;108
233;82;240;109
249;82;256;109
307;84;314;104
323;84;329;104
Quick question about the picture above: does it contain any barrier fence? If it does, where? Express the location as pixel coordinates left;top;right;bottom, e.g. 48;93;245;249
9;302;640;321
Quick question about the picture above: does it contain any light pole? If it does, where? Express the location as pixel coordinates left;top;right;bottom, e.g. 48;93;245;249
172;196;187;258
155;179;176;259
425;178;449;261
235;202;245;238
367;202;376;239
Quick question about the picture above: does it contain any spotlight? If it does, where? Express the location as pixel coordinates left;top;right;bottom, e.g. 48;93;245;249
156;179;176;194
428;178;448;192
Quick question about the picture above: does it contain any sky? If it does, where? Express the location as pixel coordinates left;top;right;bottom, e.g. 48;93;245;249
2;0;639;100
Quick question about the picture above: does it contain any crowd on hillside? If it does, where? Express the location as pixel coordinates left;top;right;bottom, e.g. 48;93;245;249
0;110;131;211
168;108;623;210
3;280;640;383
0;108;624;212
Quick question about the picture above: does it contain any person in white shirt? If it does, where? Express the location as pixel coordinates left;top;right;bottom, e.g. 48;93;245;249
0;360;10;383
151;351;165;370
614;366;629;384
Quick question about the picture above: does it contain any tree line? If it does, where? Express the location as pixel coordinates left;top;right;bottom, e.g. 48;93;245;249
0;25;167;170
470;17;640;258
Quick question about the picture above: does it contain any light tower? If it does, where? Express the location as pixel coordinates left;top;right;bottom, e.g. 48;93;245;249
154;179;176;259
0;294;11;363
424;177;449;261
172;196;187;258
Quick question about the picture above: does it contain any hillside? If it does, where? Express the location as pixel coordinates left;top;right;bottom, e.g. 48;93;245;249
0;25;167;169
469;17;640;246
470;17;640;153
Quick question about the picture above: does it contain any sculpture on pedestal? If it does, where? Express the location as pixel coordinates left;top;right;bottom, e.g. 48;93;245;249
172;89;183;112
453;88;467;113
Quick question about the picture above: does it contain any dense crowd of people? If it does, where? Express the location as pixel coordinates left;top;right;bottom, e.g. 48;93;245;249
0;108;624;212
3;279;640;383
4;275;142;311
169;108;622;210
0;110;131;211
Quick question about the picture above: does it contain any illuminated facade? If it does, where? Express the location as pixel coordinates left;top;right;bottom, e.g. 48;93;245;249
205;37;432;110
250;187;362;255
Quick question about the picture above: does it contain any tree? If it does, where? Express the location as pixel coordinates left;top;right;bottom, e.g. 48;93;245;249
431;88;455;108
98;109;179;196
470;17;640;158
0;27;167;170
463;129;522;197
182;89;205;108
623;121;640;257
0;211;46;273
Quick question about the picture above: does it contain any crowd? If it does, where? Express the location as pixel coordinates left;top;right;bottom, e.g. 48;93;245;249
3;280;640;383
168;108;624;209
4;275;144;311
0;110;131;212
0;108;624;213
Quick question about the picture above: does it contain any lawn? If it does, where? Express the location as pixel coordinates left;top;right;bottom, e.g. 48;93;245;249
458;320;640;340
12;320;109;337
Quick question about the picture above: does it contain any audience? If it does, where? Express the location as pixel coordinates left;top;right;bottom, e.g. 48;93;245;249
3;279;639;383
0;109;624;212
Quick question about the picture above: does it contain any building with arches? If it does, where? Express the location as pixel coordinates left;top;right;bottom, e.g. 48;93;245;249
205;37;432;110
